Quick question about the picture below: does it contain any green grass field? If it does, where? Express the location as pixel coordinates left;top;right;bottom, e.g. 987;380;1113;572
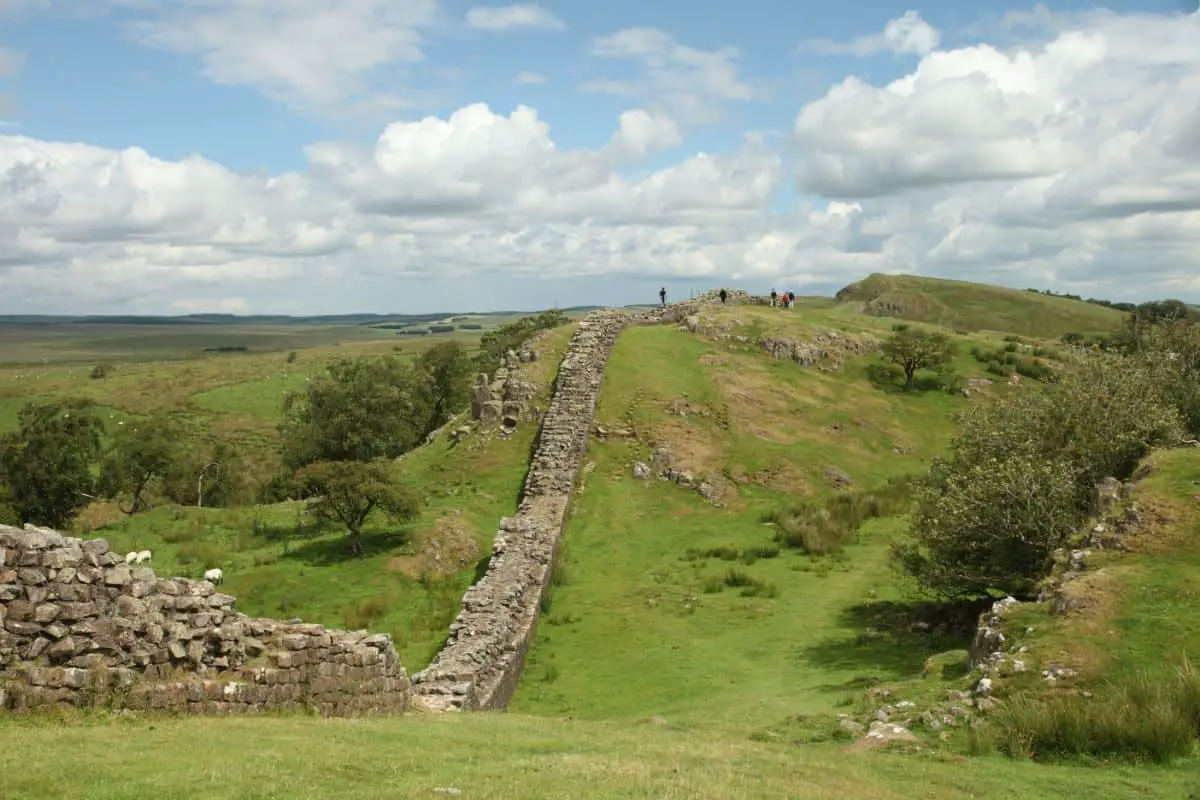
4;712;1197;800
2;276;1198;798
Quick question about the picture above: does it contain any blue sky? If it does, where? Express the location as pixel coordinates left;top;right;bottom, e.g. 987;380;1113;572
0;0;1198;314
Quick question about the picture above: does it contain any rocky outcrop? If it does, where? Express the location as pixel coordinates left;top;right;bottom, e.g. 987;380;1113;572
413;310;636;710
0;525;409;715
470;349;541;433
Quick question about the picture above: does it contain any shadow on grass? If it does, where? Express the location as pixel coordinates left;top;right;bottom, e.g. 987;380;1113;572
863;363;952;396
800;598;990;686
281;527;413;565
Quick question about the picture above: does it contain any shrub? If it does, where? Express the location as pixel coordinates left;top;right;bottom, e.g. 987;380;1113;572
896;355;1184;598
984;360;1012;377
995;662;1200;763
341;596;389;630
770;480;912;557
89;364;113;380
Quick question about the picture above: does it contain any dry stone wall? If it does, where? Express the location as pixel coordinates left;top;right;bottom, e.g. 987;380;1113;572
0;525;409;715
414;307;686;710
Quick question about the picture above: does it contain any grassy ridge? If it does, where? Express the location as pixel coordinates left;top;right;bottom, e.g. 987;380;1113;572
834;273;1127;338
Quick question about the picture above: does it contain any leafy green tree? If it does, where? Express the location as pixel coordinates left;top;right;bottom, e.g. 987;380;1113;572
99;415;183;514
0;399;104;528
895;355;1184;599
895;455;1080;598
280;356;428;469
295;460;419;556
416;340;474;436
880;328;956;390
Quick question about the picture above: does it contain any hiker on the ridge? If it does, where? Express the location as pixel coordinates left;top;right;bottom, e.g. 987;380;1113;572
787;290;796;309
770;289;777;308
719;288;728;304
659;287;667;306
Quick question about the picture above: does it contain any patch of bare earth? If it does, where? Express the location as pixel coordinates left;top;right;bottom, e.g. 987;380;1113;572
388;512;481;579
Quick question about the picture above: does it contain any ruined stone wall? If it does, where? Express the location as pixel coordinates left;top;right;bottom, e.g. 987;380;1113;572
413;308;686;710
0;525;409;715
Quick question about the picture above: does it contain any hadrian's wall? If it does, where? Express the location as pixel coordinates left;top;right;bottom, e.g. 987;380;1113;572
413;306;687;710
0;525;409;715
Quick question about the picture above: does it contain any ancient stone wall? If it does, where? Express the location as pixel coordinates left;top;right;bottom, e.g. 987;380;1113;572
0;525;409;715
413;307;687;710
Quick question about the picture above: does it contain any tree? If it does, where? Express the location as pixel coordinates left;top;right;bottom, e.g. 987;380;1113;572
295;460;419;556
895;455;1080;598
163;440;249;508
279;355;429;470
0;399;104;528
99;415;183;514
894;354;1185;599
416;340;474;436
880;328;955;390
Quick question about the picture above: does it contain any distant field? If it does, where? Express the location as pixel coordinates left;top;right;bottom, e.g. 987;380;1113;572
833;273;1128;338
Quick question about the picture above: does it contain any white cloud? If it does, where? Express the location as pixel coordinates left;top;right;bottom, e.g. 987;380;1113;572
804;11;942;57
0;103;791;312
120;0;440;117
3;6;1200;313
585;27;761;125
465;3;565;32
515;70;547;85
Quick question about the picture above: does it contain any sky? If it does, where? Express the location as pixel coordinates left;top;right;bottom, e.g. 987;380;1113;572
0;0;1198;315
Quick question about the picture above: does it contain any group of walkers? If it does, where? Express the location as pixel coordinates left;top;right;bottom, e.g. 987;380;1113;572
656;287;794;308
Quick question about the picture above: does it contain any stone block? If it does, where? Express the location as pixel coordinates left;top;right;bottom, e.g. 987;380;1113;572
103;566;131;586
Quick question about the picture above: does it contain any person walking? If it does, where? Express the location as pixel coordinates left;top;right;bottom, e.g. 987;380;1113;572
659;287;667;306
770;289;777;308
719;288;728;304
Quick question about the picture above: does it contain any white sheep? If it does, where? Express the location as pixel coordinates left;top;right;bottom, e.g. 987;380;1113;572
124;551;138;565
134;550;152;564
203;567;223;584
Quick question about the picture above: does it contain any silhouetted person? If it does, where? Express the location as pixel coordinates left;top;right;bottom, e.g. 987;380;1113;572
770;289;777;308
659;287;667;306
719;288;728;304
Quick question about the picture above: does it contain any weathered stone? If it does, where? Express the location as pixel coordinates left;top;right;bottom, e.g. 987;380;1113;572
33;603;60;624
103;566;132;586
46;636;77;663
17;567;47;585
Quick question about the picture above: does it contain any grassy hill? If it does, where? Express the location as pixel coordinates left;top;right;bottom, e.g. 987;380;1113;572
2;277;1199;798
834;273;1128;338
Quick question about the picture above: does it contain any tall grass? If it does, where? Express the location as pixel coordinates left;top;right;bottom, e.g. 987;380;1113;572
768;479;913;556
995;659;1200;763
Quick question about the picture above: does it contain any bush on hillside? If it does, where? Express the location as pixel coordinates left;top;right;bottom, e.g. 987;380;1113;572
89;364;113;380
896;355;1185;598
475;309;567;374
994;660;1200;763
770;480;913;556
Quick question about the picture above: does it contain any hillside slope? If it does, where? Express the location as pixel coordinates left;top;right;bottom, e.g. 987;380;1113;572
834;273;1126;338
